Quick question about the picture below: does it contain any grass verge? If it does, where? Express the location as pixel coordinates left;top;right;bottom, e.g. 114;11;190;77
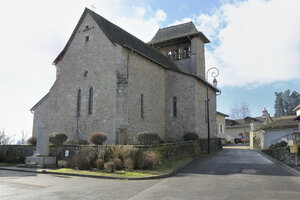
48;157;192;178
0;163;16;167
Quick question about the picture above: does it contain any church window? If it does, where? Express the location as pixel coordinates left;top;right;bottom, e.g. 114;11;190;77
84;70;88;77
219;124;223;134
172;96;177;118
77;89;82;117
88;87;93;115
141;94;144;119
85;35;89;42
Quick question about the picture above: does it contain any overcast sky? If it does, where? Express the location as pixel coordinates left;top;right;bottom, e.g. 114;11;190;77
1;0;300;141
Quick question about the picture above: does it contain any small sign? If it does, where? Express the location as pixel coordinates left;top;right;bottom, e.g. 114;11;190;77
65;150;69;157
290;145;298;154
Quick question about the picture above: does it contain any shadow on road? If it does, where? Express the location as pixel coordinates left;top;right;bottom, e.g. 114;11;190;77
178;147;292;177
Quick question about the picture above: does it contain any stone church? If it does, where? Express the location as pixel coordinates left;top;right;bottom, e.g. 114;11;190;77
30;8;219;144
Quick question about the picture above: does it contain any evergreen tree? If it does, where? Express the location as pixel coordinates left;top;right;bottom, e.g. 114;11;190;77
274;90;300;116
274;92;284;116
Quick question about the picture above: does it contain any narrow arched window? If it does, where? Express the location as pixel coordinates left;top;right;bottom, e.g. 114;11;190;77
172;96;177;118
88;87;93;115
141;94;144;119
77;89;81;117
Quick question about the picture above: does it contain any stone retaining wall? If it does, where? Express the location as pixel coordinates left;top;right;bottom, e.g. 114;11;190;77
0;145;36;163
263;147;300;167
0;138;222;164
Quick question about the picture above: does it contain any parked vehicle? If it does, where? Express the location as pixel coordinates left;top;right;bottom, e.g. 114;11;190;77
234;136;249;144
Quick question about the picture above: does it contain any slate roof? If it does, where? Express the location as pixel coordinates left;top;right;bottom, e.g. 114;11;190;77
217;111;229;117
226;117;264;128
148;22;210;44
52;8;219;92
259;116;298;131
30;92;50;111
54;8;181;72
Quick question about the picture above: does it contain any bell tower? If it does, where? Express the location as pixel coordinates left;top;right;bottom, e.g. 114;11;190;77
148;22;210;79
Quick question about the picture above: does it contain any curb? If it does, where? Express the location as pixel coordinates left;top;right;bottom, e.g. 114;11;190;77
257;150;300;177
0;158;195;180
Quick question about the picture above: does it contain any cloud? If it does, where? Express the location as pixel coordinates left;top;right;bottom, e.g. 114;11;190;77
0;0;167;138
155;9;167;21
169;17;194;26
188;0;300;87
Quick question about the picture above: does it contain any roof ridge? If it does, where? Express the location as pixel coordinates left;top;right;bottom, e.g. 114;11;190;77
87;8;147;46
160;21;195;30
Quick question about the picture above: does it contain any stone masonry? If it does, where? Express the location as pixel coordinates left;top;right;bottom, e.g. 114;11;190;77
30;8;219;144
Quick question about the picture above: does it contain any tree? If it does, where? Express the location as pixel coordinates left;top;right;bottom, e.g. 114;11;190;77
0;129;13;145
230;102;250;119
17;131;29;145
274;90;300;116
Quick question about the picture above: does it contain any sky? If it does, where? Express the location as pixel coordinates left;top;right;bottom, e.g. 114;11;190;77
0;0;300;142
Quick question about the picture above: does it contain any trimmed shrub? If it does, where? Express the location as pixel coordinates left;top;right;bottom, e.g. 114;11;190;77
88;132;107;145
138;150;157;169
49;132;68;146
77;157;90;170
95;159;104;170
134;132;161;145
27;136;37;146
112;157;122;170
124;158;134;171
120;146;138;160
104;161;116;172
183;132;199;141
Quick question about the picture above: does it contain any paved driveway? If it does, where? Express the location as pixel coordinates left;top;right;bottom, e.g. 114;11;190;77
1;146;300;200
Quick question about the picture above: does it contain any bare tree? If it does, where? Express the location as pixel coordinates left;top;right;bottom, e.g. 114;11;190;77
17;131;29;145
0;129;13;145
230;102;250;119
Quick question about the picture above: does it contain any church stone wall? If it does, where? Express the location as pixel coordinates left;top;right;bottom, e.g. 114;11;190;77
195;82;217;139
165;71;196;142
126;51;166;144
33;13;120;144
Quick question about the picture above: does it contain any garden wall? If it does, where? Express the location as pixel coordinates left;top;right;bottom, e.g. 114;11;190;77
263;147;300;167
0;138;222;164
0;145;36;163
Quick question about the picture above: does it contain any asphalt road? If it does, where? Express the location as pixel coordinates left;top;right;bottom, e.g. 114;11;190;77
1;145;300;200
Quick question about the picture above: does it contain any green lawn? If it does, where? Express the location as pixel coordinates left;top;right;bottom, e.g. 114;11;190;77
0;163;16;167
48;157;192;178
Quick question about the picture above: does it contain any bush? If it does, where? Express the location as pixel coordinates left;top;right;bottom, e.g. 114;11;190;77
120;146;138;160
269;141;288;150
104;145;120;162
77;157;91;170
124;158;134;171
95;159;104;170
104;161;116;172
89;132;107;145
27;136;37;146
49;132;68;146
112;157;122;170
183;132;199;141
68;147;92;169
138;150;157;169
134;132;161;145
